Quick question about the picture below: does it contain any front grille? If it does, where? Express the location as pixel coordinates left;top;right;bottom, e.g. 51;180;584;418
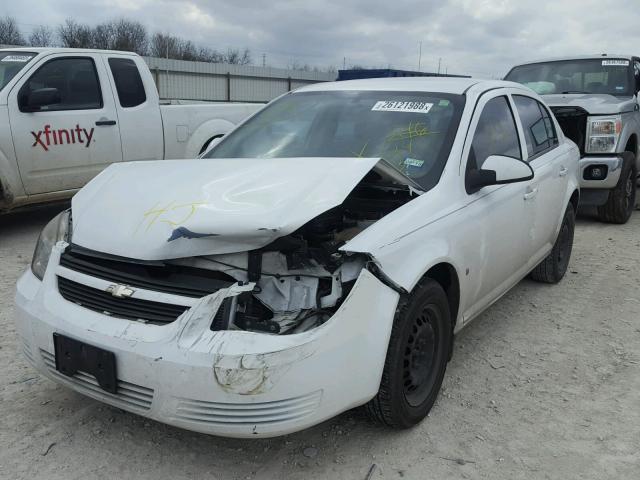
550;106;588;155
58;276;189;324
60;245;235;298
41;350;154;411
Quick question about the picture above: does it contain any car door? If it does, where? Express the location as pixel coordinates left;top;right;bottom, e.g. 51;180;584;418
512;94;567;262
8;53;122;195
103;54;164;162
459;92;536;322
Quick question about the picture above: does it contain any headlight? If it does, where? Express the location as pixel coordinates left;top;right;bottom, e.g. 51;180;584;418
586;116;622;154
31;210;71;280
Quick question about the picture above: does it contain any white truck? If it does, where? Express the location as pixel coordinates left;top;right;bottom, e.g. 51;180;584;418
0;48;262;212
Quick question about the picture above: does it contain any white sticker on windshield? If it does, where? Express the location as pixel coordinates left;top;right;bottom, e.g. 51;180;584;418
404;157;425;167
372;101;433;113
1;55;32;63
602;60;629;67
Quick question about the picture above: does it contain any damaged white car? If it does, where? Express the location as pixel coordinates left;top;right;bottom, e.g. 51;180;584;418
15;78;580;437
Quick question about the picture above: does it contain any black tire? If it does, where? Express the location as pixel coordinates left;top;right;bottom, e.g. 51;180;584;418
365;279;452;428
530;203;575;284
597;152;637;224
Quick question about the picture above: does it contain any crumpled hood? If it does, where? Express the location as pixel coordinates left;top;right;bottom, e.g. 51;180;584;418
71;157;381;260
542;93;635;115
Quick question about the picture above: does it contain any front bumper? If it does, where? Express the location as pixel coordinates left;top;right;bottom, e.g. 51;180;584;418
579;155;623;189
14;244;399;438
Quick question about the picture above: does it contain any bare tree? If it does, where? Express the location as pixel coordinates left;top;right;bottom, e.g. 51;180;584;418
29;25;54;47
91;22;114;50
225;48;251;65
58;18;92;48
0;16;26;46
109;18;148;55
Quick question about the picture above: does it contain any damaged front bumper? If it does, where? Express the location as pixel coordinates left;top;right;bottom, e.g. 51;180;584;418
14;244;400;438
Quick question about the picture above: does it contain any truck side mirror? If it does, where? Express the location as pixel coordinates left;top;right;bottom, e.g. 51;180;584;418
20;87;61;112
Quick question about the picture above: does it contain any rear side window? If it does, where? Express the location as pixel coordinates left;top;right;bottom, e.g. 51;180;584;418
513;95;558;159
108;58;146;108
467;96;521;171
19;57;102;111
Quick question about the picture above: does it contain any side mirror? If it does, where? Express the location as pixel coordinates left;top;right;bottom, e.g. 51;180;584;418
467;155;534;193
21;87;61;112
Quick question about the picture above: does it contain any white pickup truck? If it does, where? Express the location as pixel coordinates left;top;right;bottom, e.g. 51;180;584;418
0;48;262;211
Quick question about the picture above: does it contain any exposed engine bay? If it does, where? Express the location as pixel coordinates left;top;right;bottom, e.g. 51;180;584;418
172;169;414;334
550;106;588;155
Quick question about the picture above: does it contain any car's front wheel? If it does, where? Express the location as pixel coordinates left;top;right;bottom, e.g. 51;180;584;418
365;279;452;428
530;203;575;284
597;152;637;224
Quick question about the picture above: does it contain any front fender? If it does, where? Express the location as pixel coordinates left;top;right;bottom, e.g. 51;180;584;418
0;105;25;207
184;119;236;158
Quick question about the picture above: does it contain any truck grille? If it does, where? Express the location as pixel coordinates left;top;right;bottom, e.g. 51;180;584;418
58;276;189;324
550;106;588;155
59;245;235;298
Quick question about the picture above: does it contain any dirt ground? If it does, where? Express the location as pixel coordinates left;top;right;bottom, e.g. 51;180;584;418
1;204;639;480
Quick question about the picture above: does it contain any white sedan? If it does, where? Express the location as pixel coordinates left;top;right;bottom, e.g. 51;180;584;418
15;78;580;437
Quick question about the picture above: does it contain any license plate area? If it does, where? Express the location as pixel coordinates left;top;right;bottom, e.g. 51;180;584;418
53;333;117;394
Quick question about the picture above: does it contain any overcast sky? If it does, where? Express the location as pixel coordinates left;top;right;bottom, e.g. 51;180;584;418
3;0;638;77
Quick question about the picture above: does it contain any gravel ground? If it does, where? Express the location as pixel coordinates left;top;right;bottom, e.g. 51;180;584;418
1;204;639;480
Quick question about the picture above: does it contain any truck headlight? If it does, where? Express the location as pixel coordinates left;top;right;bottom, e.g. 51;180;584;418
31;210;71;280
586;116;622;154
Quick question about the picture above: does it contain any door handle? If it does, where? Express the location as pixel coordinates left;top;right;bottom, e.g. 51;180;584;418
559;166;568;177
95;119;116;126
523;187;538;200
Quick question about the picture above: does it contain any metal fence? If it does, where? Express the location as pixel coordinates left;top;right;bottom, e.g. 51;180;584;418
143;57;336;103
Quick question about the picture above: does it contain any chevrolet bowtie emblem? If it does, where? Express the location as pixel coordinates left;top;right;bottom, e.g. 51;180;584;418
106;284;135;298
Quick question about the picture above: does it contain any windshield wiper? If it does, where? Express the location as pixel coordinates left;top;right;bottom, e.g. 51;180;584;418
561;90;589;94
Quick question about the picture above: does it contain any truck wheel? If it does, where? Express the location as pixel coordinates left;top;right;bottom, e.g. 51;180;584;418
365;279;451;428
530;203;575;284
597;152;637;224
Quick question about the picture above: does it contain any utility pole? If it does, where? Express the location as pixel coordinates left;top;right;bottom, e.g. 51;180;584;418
418;41;422;71
343;57;346;69
262;53;266;68
437;57;442;75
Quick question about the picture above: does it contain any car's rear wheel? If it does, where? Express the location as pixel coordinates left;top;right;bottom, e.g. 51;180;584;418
597;152;637;224
365;279;451;428
530;203;575;284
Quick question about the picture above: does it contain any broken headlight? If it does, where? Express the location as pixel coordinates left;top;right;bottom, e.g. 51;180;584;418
31;210;71;280
586;116;622;154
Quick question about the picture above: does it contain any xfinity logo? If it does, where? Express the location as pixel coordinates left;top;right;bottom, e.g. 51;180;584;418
31;124;95;151
106;284;135;298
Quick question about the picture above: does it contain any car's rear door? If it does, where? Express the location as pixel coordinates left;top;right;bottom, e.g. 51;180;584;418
102;54;163;162
8;52;123;195
511;94;567;263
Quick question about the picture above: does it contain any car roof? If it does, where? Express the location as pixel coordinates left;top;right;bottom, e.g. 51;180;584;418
511;53;635;67
0;47;139;56
296;77;527;95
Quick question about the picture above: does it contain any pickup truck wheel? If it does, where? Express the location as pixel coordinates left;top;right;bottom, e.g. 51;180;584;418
365;279;451;428
530;203;575;284
597;152;637;224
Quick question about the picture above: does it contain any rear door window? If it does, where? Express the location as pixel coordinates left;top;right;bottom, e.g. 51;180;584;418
108;58;146;108
513;95;558;159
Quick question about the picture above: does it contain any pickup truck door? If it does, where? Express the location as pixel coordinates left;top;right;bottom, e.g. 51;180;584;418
102;54;163;162
8;53;123;195
511;94;568;264
460;92;535;322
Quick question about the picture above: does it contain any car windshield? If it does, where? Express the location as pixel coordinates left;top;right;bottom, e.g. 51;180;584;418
505;59;633;96
0;51;37;91
205;90;465;191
